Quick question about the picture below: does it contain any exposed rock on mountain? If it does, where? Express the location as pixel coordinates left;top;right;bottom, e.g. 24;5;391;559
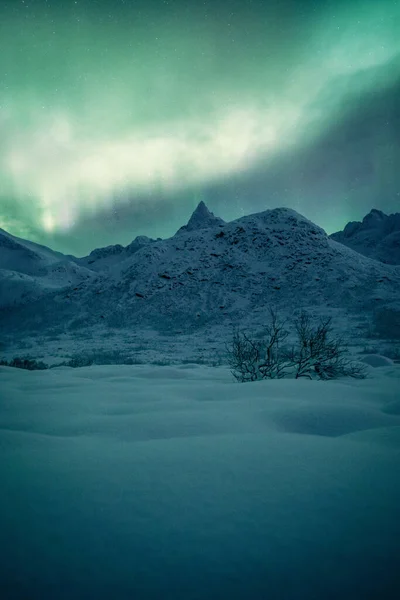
330;209;400;265
1;205;399;334
76;236;157;272
175;201;225;235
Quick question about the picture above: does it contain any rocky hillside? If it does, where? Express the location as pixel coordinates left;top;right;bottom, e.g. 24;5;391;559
0;228;95;306
330;209;400;265
1;204;399;334
75;235;158;273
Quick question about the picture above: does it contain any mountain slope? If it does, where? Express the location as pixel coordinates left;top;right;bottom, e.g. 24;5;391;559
2;205;399;335
0;227;65;275
75;236;157;273
330;209;400;265
97;207;399;330
0;228;95;306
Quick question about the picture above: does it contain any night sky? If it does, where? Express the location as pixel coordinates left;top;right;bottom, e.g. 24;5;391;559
1;0;399;256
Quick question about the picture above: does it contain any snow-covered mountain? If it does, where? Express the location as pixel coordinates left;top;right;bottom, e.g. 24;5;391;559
56;202;222;274
1;204;399;334
175;200;225;235
0;227;65;274
0;228;95;306
330;209;400;265
75;235;157;272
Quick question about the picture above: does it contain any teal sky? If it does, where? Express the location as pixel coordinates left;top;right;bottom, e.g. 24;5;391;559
1;0;400;255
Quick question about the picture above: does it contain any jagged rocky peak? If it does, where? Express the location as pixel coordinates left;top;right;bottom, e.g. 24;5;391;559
330;208;400;264
86;236;156;261
126;235;156;254
89;244;125;259
362;208;387;228
176;201;225;234
341;209;387;238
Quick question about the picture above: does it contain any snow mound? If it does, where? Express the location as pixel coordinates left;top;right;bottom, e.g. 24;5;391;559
340;426;400;447
1;365;400;598
381;400;400;415
271;402;392;437
360;354;394;367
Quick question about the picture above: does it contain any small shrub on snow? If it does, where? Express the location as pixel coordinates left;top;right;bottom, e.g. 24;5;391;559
287;312;367;380
227;309;367;382
0;357;48;370
226;308;291;382
359;354;393;368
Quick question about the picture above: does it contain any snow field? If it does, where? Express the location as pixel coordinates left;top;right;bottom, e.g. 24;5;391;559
1;363;400;599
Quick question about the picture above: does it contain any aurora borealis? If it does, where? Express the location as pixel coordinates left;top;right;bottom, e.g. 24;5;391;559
1;0;400;255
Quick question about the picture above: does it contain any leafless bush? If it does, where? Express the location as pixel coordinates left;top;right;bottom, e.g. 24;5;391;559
227;309;367;382
226;308;291;382
226;329;263;382
286;312;367;380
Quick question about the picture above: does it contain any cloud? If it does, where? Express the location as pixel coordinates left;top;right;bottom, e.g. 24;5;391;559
2;103;301;233
1;0;399;253
211;63;400;233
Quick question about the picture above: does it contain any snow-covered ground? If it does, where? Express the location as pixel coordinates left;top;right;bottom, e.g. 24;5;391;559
1;363;400;599
2;306;399;369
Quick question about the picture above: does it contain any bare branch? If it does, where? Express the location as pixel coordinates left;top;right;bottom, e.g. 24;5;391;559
226;309;367;383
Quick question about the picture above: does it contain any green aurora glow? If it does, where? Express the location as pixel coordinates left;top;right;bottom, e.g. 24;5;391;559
1;0;399;255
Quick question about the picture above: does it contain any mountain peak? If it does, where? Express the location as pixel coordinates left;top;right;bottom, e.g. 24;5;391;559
2;205;400;334
190;200;210;217
362;208;387;228
176;201;225;235
330;208;400;264
187;201;217;226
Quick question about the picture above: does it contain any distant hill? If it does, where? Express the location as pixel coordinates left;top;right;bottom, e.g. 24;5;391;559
74;236;157;273
1;204;399;334
0;228;95;306
330;209;400;265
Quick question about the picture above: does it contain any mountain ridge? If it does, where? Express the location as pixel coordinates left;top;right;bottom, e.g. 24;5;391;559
330;209;400;265
0;227;95;306
1;204;399;336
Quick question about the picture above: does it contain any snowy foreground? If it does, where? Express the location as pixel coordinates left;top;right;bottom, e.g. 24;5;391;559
1;364;400;599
